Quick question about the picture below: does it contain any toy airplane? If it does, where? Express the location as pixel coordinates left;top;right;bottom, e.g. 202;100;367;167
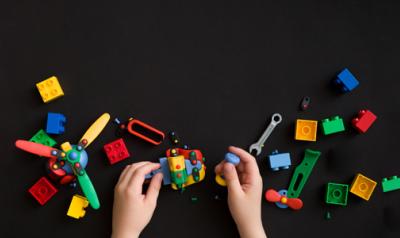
146;148;206;190
15;113;110;210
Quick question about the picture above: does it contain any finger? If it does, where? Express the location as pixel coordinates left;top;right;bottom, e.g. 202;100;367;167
223;163;243;195
118;162;150;188
145;172;163;204
228;146;260;176
214;160;226;175
127;163;161;195
117;164;132;184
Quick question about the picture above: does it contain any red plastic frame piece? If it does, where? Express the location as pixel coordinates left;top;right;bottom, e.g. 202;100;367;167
28;177;58;205
127;119;165;145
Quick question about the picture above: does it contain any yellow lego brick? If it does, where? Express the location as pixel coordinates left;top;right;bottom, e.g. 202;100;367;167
67;195;89;219
350;173;377;201
60;142;72;152
295;119;318;141
36;76;64;103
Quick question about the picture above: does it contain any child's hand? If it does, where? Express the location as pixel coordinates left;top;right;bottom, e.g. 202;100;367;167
215;146;267;238
112;162;163;238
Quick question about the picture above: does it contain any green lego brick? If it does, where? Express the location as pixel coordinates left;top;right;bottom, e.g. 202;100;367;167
325;183;348;206
321;116;345;135
29;129;57;147
382;176;400;192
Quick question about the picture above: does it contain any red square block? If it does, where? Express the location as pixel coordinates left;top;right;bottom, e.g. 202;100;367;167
352;110;377;133
28;177;58;205
104;138;130;165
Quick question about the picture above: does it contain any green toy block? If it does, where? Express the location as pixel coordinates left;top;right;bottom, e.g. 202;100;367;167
321;116;345;135
325;183;348;206
30;129;57;147
287;149;321;198
382;176;400;192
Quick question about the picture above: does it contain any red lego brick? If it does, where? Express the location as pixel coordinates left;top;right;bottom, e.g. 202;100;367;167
28;177;58;205
104;138;130;165
352;110;377;133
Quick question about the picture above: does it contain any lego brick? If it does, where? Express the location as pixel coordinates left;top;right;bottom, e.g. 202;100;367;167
28;177;58;205
382;176;400;192
334;68;359;92
321;116;345;135
103;138;130;165
36;76;64;103
29;129;56;147
325;183;349;206
352;110;377;133
350;173;377;201
46;112;66;135
67;195;89;219
268;150;291;171
295;119;318;141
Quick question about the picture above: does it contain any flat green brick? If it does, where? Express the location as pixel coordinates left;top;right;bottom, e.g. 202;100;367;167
325;183;348;206
321;116;345;135
382;176;400;192
30;129;57;147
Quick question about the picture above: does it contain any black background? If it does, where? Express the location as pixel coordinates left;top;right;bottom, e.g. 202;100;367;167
1;0;400;237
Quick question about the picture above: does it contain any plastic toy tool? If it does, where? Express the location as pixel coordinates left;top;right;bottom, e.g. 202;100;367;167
215;153;241;187
114;117;165;145
15;113;111;210
265;189;303;210
249;113;282;156
287;149;321;198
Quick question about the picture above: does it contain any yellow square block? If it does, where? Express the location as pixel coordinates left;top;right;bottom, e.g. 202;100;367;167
295;119;318;141
36;76;64;103
67;195;89;219
350;173;377;201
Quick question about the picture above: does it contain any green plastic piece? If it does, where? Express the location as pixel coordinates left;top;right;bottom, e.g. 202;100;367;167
382;176;400;192
325;211;332;220
77;171;100;210
321;116;345;135
325;183;348;206
287;149;321;198
191;196;198;202
30;129;56;147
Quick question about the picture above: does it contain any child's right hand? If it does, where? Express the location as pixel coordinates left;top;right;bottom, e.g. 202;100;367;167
215;146;267;238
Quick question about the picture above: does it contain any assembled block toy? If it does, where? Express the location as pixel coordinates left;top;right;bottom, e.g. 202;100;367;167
295;119;318;141
333;68;359;92
146;148;206;190
46;112;66;135
215;153;240;186
268;150;291;171
103;138;130;165
325;183;349;206
350;173;377;201
36;76;64;103
352;110;377;133
28;177;58;205
67;195;89;219
321;116;345;135
30;129;56;147
382;176;400;192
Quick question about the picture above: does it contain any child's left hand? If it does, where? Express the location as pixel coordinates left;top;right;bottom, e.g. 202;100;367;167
112;162;163;238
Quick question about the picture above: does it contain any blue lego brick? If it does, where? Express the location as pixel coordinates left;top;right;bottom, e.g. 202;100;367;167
334;68;359;92
268;150;291;171
46;112;66;135
184;159;202;176
159;157;171;185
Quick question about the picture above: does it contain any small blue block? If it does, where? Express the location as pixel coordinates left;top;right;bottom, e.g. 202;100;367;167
159;157;171;185
225;153;240;165
268;151;291;171
46;112;66;135
335;68;359;92
184;160;202;175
